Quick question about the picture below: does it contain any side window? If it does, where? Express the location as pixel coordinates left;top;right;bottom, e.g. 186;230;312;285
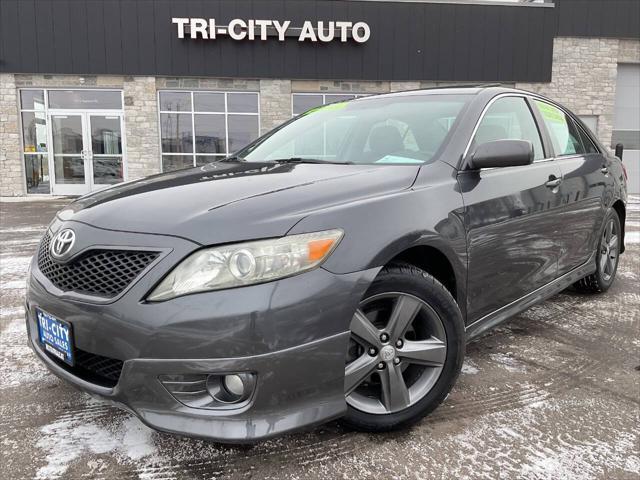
534;100;585;156
575;123;600;154
472;97;545;161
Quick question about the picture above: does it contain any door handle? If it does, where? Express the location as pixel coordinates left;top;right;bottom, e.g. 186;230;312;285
601;166;609;175
545;177;562;188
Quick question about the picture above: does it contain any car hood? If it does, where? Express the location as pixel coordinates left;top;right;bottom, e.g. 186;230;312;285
59;162;420;245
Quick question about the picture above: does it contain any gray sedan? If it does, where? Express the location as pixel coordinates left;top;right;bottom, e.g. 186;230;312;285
26;86;628;442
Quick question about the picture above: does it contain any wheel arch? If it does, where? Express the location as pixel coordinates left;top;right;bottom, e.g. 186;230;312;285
380;242;466;320
611;199;626;253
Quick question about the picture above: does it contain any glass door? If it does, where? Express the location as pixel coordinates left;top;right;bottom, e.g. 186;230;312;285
50;114;89;195
49;112;125;194
88;114;124;188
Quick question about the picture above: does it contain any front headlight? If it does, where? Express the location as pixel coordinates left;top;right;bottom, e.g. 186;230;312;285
147;229;343;301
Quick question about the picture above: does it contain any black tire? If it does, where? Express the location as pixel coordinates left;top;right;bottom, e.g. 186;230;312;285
573;208;622;294
342;262;465;432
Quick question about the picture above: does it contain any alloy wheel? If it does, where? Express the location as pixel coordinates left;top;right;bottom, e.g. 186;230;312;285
345;292;447;415
600;218;619;282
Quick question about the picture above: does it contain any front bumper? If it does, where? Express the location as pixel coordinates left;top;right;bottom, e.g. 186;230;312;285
26;249;379;442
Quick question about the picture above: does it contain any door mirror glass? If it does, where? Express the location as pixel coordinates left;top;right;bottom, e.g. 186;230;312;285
469;139;534;169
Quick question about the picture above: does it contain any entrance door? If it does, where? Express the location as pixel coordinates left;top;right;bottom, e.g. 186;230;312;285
49;112;124;195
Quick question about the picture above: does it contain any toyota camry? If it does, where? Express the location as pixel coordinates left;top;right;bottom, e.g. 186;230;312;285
26;86;628;442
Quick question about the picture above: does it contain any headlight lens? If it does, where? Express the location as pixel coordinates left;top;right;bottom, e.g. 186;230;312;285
147;229;343;301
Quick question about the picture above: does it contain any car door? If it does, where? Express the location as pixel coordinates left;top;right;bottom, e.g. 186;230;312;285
532;99;611;275
458;95;564;323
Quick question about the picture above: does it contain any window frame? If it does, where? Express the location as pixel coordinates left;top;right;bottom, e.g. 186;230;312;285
157;90;260;172
463;93;551;169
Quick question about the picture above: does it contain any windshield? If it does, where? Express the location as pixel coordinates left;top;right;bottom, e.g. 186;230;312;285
237;94;471;165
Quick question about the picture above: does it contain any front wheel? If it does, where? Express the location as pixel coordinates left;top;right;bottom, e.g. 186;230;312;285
342;263;465;432
573;209;622;294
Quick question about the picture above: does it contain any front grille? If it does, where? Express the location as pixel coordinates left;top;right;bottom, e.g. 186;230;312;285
38;232;159;298
44;346;124;388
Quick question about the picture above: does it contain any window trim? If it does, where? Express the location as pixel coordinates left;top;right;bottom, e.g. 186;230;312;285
462;93;552;169
157;90;261;172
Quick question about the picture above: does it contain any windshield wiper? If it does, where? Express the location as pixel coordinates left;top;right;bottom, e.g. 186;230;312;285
270;157;353;165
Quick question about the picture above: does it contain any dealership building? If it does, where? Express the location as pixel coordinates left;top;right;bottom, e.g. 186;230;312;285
0;0;638;197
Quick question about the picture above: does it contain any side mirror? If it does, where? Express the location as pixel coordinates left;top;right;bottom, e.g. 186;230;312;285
468;140;534;170
615;143;624;161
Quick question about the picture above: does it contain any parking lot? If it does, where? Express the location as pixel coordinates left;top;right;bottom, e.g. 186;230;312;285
1;197;638;480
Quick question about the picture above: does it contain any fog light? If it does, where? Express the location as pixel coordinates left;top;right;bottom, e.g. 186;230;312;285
223;374;245;396
206;372;256;405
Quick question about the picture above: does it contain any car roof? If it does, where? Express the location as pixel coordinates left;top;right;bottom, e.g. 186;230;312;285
351;84;538;101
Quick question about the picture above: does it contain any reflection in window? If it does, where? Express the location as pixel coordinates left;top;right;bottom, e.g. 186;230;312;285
161;113;193;153
21;112;48;152
91;116;122;154
159;91;260;172
20;90;45;110
24;154;50;194
48;90;122;109
93;157;123;184
228;115;259;153
194;114;226;153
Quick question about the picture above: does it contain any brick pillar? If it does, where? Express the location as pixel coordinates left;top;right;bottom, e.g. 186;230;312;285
123;76;160;180
259;79;292;134
0;74;25;196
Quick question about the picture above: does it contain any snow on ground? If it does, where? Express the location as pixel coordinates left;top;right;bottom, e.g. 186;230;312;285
1;198;638;480
35;397;159;479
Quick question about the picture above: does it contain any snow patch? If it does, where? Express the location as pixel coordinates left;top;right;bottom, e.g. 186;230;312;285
0;317;51;388
489;353;526;373
0;255;33;276
35;403;159;479
0;279;26;290
625;231;640;244
461;359;479;375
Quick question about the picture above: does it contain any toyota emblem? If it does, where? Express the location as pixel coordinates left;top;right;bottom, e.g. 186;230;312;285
50;229;76;259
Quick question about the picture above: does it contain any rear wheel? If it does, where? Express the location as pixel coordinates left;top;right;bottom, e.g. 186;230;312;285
573;209;622;294
342;263;464;432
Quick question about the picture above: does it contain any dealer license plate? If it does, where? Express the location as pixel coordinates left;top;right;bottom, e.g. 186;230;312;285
36;309;74;366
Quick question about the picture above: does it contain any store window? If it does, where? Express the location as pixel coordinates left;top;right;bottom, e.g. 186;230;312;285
20;90;50;194
158;91;260;172
292;93;368;116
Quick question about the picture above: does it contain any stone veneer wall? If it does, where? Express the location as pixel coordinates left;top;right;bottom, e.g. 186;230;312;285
124;77;160;180
1;37;638;196
0;74;22;196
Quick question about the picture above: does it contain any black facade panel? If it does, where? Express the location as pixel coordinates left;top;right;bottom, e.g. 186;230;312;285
0;0;634;82
557;0;640;39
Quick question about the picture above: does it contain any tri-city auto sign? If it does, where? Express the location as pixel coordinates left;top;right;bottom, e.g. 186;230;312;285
172;18;371;43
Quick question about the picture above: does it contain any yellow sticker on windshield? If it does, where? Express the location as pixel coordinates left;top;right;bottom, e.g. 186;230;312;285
304;102;348;116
